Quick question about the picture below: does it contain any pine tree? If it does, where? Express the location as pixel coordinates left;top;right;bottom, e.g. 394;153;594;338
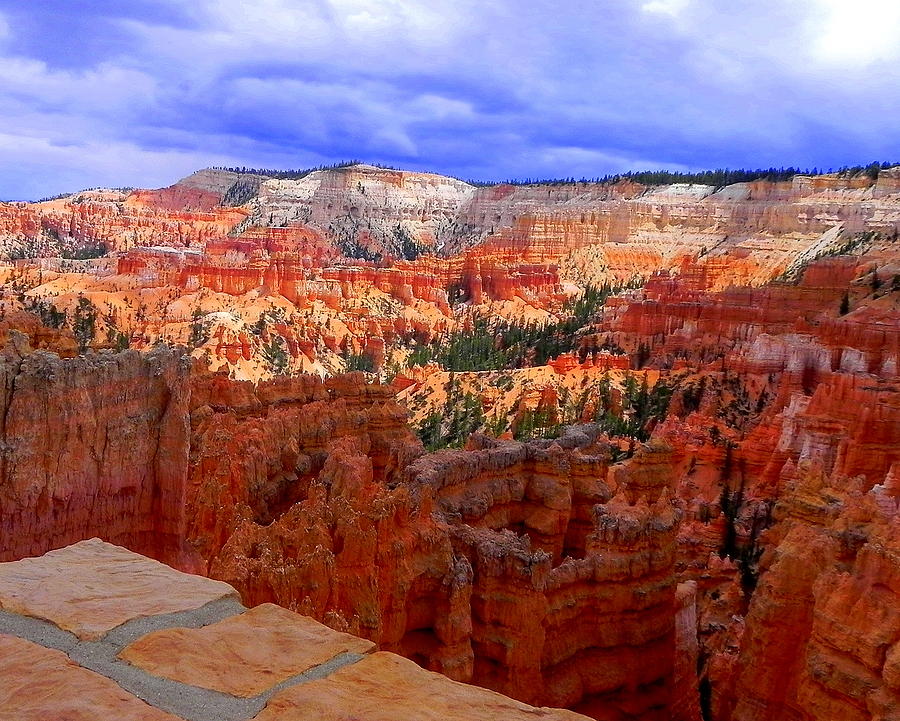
73;296;96;352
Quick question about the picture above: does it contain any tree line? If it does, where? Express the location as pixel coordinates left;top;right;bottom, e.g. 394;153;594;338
211;159;898;189
465;161;897;188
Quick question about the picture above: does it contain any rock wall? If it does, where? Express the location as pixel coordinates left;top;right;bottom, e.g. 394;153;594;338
248;164;475;256
722;372;900;721
0;189;247;258
186;381;684;719
586;253;899;378
402;432;680;717
0;336;191;563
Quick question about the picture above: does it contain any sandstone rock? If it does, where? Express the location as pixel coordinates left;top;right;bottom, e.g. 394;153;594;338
120;602;374;697
254;651;589;721
0;343;193;563
0;634;181;721
0;538;237;639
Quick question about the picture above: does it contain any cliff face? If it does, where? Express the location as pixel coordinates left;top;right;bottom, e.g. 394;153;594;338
587;250;899;377
183;372;446;638
184;373;683;718
248;165;475;257
451;174;900;289
5;166;899;271
242;168;900;289
400;432;681;718
720;372;900;721
725;485;900;721
0;189;247;258
0;336;191;563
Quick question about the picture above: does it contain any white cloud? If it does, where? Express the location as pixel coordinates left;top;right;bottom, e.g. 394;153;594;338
371;127;417;156
0;132;239;200
812;0;900;65
538;146;691;175
0;58;157;114
221;76;478;160
641;0;690;17
329;0;457;42
122;0;481;76
118;0;532;106
407;94;475;121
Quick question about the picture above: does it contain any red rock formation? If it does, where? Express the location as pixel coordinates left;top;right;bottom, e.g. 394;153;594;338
457;173;900;287
718;368;900;721
6;164;898;381
586;254;899;379
182;370;684;719
0;337;191;563
394;432;681;718
720;468;900;721
0;202;42;238
111;221;563;311
577;248;900;721
128;186;223;213
0;310;79;357
1;189;247;257
548;352;630;374
674;581;703;721
0;343;685;719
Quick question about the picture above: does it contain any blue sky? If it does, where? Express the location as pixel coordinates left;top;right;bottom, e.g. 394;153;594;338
1;0;899;199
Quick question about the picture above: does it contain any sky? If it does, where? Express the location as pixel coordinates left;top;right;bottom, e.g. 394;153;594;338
1;0;899;199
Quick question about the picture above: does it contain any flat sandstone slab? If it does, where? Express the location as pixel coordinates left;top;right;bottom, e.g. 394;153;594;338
120;602;375;697
0;538;238;639
0;634;182;721
254;651;590;721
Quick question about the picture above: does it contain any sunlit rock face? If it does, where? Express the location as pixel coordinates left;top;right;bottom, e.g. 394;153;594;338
2;165;898;381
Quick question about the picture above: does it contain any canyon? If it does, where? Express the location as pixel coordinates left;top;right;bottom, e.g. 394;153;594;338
0;163;898;720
